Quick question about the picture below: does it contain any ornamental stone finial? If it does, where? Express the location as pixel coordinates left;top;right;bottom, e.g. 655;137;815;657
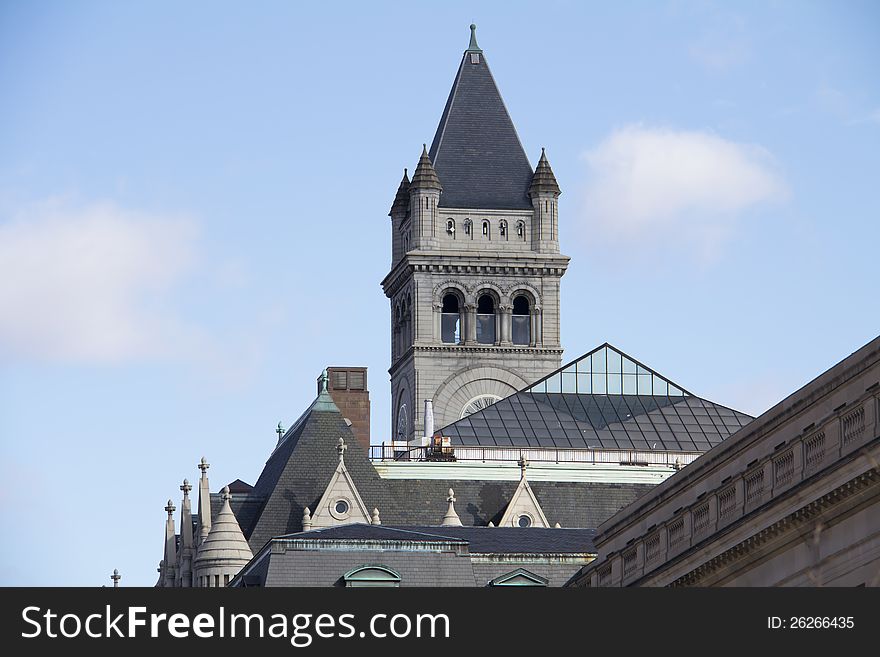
371;508;381;525
337;436;347;463
276;421;285;440
198;457;210;477
442;488;462;526
165;499;175;517
180;479;192;498
518;455;529;479
221;485;231;501
111;569;121;588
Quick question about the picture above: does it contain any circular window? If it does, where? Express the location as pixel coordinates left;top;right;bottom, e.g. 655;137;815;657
335;500;349;515
517;514;532;528
460;394;502;419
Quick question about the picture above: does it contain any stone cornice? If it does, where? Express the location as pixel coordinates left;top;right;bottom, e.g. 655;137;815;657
668;468;880;587
382;252;570;294
388;344;564;375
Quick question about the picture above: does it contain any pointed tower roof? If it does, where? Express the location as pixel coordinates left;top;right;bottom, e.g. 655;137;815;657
410;145;442;191
195;486;253;565
389;169;411;216
529;148;561;197
428;25;533;209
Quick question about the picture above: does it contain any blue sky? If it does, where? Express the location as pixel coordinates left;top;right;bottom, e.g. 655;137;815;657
1;1;878;585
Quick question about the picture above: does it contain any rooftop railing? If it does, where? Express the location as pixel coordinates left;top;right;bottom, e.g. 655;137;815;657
368;443;701;467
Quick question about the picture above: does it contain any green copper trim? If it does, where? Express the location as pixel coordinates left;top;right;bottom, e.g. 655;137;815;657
313;368;340;412
466;23;482;53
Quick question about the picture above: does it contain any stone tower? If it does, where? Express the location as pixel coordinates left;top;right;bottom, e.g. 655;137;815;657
382;25;569;444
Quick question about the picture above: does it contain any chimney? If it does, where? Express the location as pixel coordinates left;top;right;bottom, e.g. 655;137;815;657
423;399;434;446
321;367;370;451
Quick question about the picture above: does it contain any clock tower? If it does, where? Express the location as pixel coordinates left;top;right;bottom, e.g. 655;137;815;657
382;25;569;444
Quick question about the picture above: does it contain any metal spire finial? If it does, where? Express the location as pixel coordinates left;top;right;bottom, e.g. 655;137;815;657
467;24;482;52
319;369;329;393
276;421;285;440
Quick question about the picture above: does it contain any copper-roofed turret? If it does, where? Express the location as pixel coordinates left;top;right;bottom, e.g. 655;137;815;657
410;145;442;191
389;168;410;216
529;148;561;198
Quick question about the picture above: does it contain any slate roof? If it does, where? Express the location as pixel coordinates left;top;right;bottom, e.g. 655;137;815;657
440;344;754;452
215;385;652;554
274;524;598;554
240;391;392;553
428;29;534;210
389;169;410;216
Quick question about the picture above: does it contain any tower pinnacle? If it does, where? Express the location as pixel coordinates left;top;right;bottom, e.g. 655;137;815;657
467;24;482;53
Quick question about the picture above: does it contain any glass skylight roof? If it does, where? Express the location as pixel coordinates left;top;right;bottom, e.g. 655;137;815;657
526;345;686;396
440;344;753;452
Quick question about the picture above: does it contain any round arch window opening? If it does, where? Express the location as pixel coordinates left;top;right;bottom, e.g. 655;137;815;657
460;394;502;418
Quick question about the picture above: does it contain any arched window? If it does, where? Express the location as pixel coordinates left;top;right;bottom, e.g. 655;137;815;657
446;219;455;236
441;293;461;344
464;219;472;236
516;220;525;239
476;293;496;344
482;221;490;237
499;220;507;238
343;565;401;588
512;295;531;345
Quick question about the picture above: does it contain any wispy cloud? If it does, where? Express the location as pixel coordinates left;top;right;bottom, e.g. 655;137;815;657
578;125;787;260
0;199;199;363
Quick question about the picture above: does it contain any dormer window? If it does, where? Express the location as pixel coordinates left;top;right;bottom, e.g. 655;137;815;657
482;221;489;237
470;53;480;64
446;219;455;236
499;220;507;238
516;220;525;239
464;219;472;236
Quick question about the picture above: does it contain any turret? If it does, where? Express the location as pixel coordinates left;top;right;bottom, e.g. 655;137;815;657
389;169;410;265
408;145;442;250
193;486;253;587
176;478;194;587
529;148;561;253
161;499;177;587
196;457;211;545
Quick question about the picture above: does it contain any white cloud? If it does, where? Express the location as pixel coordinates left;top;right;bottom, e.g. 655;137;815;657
0;199;198;363
579;125;787;258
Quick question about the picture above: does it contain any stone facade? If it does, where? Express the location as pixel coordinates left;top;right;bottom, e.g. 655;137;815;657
569;336;880;587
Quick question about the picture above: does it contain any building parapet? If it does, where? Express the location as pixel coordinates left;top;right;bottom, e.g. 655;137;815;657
571;336;880;587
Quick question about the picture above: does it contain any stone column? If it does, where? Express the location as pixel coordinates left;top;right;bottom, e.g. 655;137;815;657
464;304;477;344
534;306;543;346
433;301;442;343
499;304;512;345
529;310;537;347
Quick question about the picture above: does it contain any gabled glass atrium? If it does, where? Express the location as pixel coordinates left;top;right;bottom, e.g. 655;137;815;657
440;344;753;452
